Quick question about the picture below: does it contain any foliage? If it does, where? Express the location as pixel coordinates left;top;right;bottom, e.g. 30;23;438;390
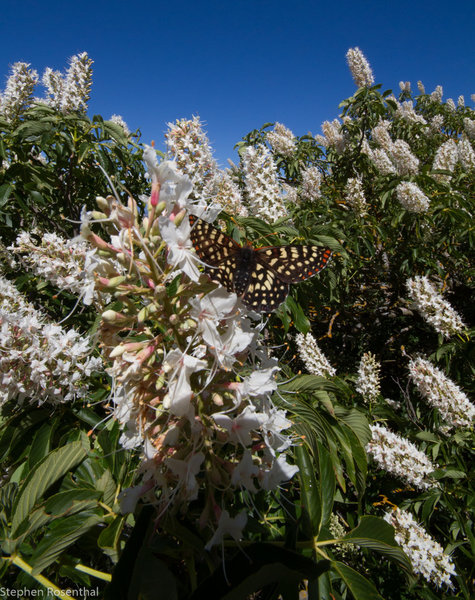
0;52;473;599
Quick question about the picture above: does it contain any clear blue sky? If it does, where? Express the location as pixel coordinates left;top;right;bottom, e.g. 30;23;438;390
1;0;474;166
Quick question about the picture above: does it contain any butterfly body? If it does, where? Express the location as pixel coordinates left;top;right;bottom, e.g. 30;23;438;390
189;215;332;313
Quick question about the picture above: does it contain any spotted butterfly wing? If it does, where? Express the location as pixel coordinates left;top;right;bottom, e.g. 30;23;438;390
189;215;332;312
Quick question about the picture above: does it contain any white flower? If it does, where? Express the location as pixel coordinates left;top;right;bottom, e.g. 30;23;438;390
390;139;419;176
432;139;458;181
213;405;267;447
295;332;335;377
384;508;456;588
0;62;38;121
431;85;443;103
0;276;101;406
355;352;381;403
267;122;296;157
166;452;205;501
158;215;202;282
346;47;375;88
463;117;475;139
260;453;299;490
300;166;322;201
318;119;346;153
163;350;207;416
406;276;465;337
396;182;430;213
395;101;427;125
344;177;367;216
165;115;218;197
110;114;130;135
458;135;475;170
242;145;288;222
205;510;247;550
366;425;436;489
231;450;259;491
409;357;474;428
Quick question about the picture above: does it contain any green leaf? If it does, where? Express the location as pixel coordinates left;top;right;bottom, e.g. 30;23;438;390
342;516;412;572
331;561;383;600
285;295;310;333
11;441;87;538
317;442;335;529
295;444;321;536
30;513;102;574
98;515;126;562
27;422;55;472
0;182;13;208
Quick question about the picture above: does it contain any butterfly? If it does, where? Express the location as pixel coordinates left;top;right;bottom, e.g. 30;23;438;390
189;215;332;313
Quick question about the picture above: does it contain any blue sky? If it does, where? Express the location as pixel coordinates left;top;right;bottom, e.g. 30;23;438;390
1;0;474;166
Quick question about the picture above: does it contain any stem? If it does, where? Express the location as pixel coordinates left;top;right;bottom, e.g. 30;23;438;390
3;554;63;593
75;563;112;582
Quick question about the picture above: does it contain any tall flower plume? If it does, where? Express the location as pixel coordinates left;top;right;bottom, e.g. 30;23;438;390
366;425;436;490
0;62;38;121
409;357;474;429
355;352;381;403
242;145;288;222
346;47;375;88
0;276;101;407
406;276;465;337
295;332;335;377
384;508;456;588
396;182;430;213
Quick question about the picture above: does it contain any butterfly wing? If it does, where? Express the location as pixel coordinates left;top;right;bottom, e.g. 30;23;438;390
255;245;332;283
240;261;290;312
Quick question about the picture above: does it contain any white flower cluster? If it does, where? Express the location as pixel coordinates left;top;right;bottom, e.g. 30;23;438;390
384;508;456;588
431;85;443;103
11;231;105;306
242;145;288;222
446;98;456;111
390;139;420;176
366;425;436;490
0;276;101;406
395;101;427;125
87;154;300;547
457;135;475;170
295;332;335;377
344;177;367;216
409;357;474;429
432;139;458;181
463;117;475;139
212;170;248;216
355;352;381;403
399;81;411;94
363;142;396;175
417;81;426;94
316;119;347;153
300;166;322;201
110;114;130;136
457;95;465;107
346;47;375;88
428;114;444;134
41;52;93;113
267;122;296;157
0;62;38;121
328;514;356;558
406;276;465;337
396;182;430;213
165;116;218;197
366;121;419;175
